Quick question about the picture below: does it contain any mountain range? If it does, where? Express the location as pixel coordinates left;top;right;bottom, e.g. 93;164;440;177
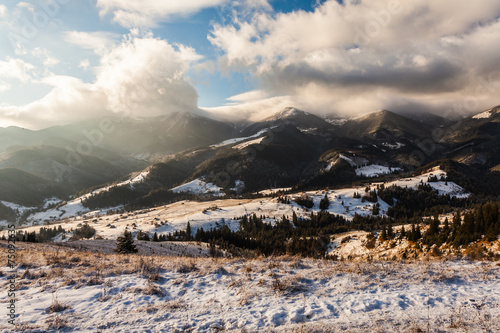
1;105;499;218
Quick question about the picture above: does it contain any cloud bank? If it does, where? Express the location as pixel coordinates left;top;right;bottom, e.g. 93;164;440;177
0;32;202;129
207;0;500;119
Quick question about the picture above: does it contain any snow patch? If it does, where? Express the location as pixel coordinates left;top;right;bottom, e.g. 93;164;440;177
0;201;35;213
473;110;492;119
232;137;264;150
356;165;401;177
171;179;224;197
381;142;406;149
211;129;268;148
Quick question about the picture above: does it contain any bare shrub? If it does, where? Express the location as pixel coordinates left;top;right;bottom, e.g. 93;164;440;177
465;243;487;260
47;297;70;313
86;272;104;286
136;257;161;281
365;234;376;249
177;261;198;273
272;275;308;295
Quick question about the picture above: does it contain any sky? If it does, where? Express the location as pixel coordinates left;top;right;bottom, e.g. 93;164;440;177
0;0;500;129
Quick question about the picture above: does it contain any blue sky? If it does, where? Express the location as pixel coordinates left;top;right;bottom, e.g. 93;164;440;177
0;0;322;109
0;0;499;129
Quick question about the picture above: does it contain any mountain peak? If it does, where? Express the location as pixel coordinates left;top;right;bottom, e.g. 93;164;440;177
354;109;396;122
268;107;309;120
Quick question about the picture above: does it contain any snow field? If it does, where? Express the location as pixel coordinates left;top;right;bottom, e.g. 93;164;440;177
26;171;150;224
2;169;468;244
1;246;499;332
355;164;401;177
171;179;224;196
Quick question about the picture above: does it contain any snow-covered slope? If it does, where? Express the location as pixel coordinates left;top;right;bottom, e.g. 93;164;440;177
26;171;150;224
473;109;492;119
355;165;401;177
210;129;268;148
171;179;224;197
5;168;468;241
1;247;498;332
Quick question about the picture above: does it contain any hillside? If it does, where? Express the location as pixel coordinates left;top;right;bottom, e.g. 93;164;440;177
0;168;66;207
1;243;498;332
340;110;431;142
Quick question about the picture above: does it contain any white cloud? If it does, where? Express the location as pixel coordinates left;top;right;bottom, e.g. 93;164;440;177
78;59;90;70
203;94;295;122
64;31;120;55
0;57;35;82
226;89;269;103
209;0;500;117
0;5;7;17
16;2;34;12
94;33;202;117
31;48;60;68
0;33;203;129
96;0;228;27
0;82;10;92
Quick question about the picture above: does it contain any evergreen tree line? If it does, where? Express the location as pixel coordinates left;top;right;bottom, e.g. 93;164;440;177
372;202;500;248
7;224;97;243
421;202;500;247
190;212;387;257
9;225;66;242
379;184;469;219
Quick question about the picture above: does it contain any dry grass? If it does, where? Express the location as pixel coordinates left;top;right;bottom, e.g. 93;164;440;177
45;315;69;330
47;297;70;314
2;242;499;333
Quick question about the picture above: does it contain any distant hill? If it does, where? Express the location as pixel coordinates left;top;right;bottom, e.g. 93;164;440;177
0;168;66;206
340;110;431;142
0;145;145;192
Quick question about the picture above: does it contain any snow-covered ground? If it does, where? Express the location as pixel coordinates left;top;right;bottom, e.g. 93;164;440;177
25;171;150;225
355;164;401;177
0;201;35;214
171;179;224;197
473;109;492;119
384;167;469;198
1;245;499;332
325;154;369;171
232;137;264;150
210;129;268;148
2;168;468;242
257;187;292;195
381;142;406;149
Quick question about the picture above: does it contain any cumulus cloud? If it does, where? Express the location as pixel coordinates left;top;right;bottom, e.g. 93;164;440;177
96;0;228;27
0;32;203;129
0;57;35;82
208;0;500;118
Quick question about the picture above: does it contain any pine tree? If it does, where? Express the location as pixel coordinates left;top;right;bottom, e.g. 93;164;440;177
387;222;393;239
115;230;138;254
186;222;192;240
152;232;159;242
320;194;330;210
380;225;387;241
